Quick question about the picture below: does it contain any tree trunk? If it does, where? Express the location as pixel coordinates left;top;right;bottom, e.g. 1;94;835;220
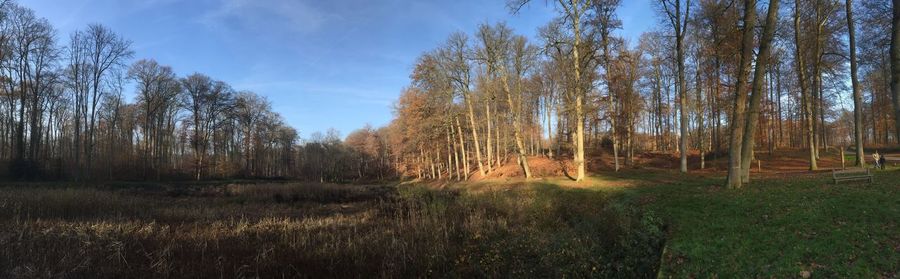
456;117;469;180
485;102;493;173
674;0;689;173
714;54;722;156
739;0;780;184
812;1;824;159
604;37;620;172
546;94;554;158
696;48;705;170
725;0;757;189
796;0;818;171
776;61;784;148
451;121;461;181
502;74;532;178
463;94;486;176
847;0;865;167
572;3;586;181
892;0;900;143
447;123;454;180
497;108;503;166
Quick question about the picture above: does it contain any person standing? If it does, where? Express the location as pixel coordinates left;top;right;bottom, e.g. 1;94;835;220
879;154;887;170
873;151;881;169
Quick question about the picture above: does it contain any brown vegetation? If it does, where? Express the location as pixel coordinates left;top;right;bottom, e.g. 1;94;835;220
0;181;664;277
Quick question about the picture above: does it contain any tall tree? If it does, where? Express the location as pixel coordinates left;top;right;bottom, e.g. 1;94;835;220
795;0;818;171
725;0;757;189
181;73;216;180
739;0;780;184
128;59;180;179
440;33;486;177
846;0;865;167
593;0;622;171
4;4;57;178
83;25;132;179
66;29;89;180
658;0;691;173
554;0;591;181
892;0;900;141
506;34;538;178
510;0;592;181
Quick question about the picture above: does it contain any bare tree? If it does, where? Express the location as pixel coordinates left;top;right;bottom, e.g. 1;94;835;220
82;24;132;179
892;0;900;141
128;59;180;179
512;0;592;181
494;25;539;178
846;0;865;166
182;73;213;180
440;33;487;177
739;0;780;184
725;0;757;189
476;23;535;178
3;4;58;178
795;0;818;171
594;0;623;171
658;0;691;173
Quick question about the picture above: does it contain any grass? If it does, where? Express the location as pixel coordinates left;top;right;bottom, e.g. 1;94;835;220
1;165;896;277
0;181;663;278
604;167;900;278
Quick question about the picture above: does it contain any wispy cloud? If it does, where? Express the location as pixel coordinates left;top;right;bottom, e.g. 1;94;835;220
200;0;334;35
234;76;393;106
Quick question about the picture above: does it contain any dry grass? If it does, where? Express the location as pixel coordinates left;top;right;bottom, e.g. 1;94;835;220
0;181;663;278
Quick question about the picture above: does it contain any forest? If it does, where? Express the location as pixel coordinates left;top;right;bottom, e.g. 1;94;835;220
388;0;898;188
0;1;393;182
0;0;897;277
0;0;896;186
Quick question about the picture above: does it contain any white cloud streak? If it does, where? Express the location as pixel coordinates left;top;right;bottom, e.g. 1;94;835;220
200;0;335;35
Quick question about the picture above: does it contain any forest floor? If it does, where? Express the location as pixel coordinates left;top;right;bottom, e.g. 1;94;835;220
0;148;897;277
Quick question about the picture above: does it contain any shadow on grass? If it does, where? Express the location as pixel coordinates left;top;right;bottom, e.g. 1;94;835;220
585;167;900;277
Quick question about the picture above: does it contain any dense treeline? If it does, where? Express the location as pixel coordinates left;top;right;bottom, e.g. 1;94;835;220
3;0;898;186
384;0;899;187
0;1;395;182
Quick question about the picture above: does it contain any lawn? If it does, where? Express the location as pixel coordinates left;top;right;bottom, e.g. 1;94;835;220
604;168;900;278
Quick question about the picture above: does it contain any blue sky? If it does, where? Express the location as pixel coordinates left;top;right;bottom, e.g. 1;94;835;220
27;0;654;139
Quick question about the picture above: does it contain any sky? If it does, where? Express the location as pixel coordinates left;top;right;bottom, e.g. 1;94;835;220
27;0;654;139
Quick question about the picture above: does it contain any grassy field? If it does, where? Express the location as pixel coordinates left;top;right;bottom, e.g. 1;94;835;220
0;180;662;278
604;167;900;278
0;166;897;277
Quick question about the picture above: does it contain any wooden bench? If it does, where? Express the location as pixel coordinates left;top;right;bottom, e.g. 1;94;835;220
832;168;873;184
883;155;900;166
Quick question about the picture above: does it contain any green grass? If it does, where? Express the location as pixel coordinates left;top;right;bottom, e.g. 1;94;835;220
844;154;858;164
602;168;900;277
